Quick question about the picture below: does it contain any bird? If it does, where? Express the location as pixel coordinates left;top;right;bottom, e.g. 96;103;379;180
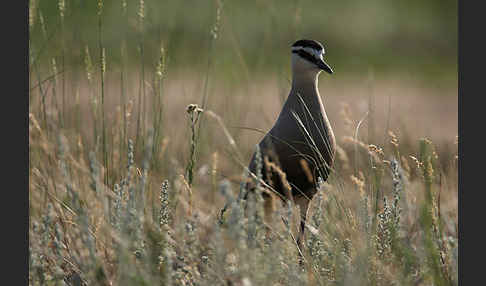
245;39;336;254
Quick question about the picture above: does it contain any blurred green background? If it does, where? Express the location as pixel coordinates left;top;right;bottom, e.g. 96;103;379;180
30;0;457;82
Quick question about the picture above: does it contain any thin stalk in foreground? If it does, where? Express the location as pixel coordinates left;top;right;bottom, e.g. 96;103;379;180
120;0;128;176
98;0;108;187
196;0;223;147
185;104;204;187
135;0;146;154
152;45;167;171
59;0;66;129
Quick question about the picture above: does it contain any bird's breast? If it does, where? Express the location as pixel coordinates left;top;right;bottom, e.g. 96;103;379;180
267;104;335;179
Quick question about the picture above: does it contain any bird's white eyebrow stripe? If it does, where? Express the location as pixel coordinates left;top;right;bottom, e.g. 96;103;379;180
291;46;324;60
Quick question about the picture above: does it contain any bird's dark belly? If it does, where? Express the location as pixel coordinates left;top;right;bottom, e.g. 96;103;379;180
254;139;326;200
276;148;321;198
282;165;316;198
248;117;334;202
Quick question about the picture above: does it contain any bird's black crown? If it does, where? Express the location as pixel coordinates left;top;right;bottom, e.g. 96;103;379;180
292;39;324;51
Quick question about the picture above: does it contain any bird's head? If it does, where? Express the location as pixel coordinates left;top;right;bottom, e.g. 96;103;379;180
291;39;333;77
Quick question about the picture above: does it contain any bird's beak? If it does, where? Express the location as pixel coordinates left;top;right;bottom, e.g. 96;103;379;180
317;59;333;74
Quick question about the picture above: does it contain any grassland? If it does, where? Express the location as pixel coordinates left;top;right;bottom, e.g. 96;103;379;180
29;0;457;285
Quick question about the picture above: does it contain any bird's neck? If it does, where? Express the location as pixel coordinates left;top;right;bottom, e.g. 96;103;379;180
290;71;320;99
288;69;336;170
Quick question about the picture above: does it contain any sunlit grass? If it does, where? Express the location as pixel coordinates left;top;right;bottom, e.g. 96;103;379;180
29;1;457;285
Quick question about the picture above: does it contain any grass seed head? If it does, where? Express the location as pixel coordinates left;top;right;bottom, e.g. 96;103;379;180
58;0;65;22
97;0;103;16
29;0;36;31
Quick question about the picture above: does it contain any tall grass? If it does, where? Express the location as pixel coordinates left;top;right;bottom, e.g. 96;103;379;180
97;0;108;188
135;0;146;156
29;1;457;285
58;0;66;129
